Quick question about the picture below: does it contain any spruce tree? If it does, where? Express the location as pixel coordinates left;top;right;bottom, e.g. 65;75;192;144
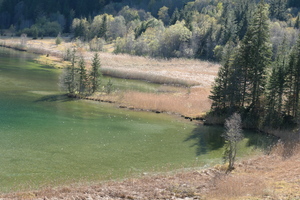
169;7;180;26
70;48;77;94
269;0;287;20
265;65;286;127
295;15;300;29
78;56;88;95
235;0;272;109
90;53;102;94
210;41;236;110
234;0;255;40
99;14;107;40
285;35;300;118
61;48;77;94
219;3;238;45
285;47;297;116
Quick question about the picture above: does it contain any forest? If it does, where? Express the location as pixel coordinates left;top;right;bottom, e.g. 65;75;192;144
1;0;300;130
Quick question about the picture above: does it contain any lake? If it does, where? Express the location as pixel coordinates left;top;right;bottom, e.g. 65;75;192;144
0;47;276;192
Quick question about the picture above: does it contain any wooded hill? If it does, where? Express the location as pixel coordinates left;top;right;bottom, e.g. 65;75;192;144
0;0;299;60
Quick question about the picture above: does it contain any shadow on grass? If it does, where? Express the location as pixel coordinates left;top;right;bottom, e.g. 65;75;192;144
185;124;278;156
245;131;278;154
35;94;74;103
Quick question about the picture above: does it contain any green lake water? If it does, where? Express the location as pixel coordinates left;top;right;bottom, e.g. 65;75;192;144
0;47;276;192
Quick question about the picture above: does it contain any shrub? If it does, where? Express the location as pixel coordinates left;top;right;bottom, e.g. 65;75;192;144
56;36;63;45
105;79;114;94
89;37;105;51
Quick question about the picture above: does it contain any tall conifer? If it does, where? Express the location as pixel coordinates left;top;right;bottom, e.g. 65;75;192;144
90;53;102;94
78;56;88;94
235;0;272;109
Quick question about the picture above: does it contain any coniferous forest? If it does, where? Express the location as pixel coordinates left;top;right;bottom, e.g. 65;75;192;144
1;0;300;130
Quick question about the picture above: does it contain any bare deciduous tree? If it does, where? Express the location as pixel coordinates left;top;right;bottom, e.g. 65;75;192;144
223;112;243;173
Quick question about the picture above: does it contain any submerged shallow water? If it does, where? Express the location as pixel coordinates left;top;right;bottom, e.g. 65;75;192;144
0;47;276;192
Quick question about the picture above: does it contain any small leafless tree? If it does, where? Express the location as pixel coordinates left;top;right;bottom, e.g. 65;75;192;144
223;113;243;173
20;34;27;46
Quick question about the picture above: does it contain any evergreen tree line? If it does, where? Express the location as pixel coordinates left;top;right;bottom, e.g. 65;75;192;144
209;0;300;130
60;50;105;95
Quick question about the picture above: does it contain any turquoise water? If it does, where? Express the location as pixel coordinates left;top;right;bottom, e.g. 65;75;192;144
0;47;275;192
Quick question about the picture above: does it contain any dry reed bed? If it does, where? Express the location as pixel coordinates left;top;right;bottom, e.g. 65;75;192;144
0;38;220;88
0;38;218;115
119;87;212;117
87;86;212;117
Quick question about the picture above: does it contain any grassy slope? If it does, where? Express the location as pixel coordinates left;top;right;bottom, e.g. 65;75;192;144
2;144;300;200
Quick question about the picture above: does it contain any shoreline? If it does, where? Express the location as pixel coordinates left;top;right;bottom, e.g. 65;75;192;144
0;37;217;119
1;38;300;200
67;93;205;122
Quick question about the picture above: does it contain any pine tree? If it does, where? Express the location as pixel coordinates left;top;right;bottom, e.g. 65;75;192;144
295;15;300;29
269;0;287;20
273;36;289;115
210;41;236;110
285;35;300;118
78;56;88;94
196;23;215;60
169;7;180;25
61;48;77;94
210;59;231;110
219;3;238;45
99;14;107;40
235;0;272;109
90;53;102;94
234;0;255;40
285;47;297;116
265;65;286;127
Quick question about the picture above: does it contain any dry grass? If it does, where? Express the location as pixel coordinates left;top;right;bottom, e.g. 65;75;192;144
209;175;267;200
0;37;219;116
86;86;212;117
119;86;211;117
0;37;220;87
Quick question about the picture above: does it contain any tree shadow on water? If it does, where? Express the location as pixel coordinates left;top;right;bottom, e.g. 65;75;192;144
184;124;225;156
245;131;279;154
35;94;74;103
185;124;279;156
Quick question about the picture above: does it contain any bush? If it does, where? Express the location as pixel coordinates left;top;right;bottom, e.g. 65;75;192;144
105;79;114;94
56;36;63;45
89;37;105;51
